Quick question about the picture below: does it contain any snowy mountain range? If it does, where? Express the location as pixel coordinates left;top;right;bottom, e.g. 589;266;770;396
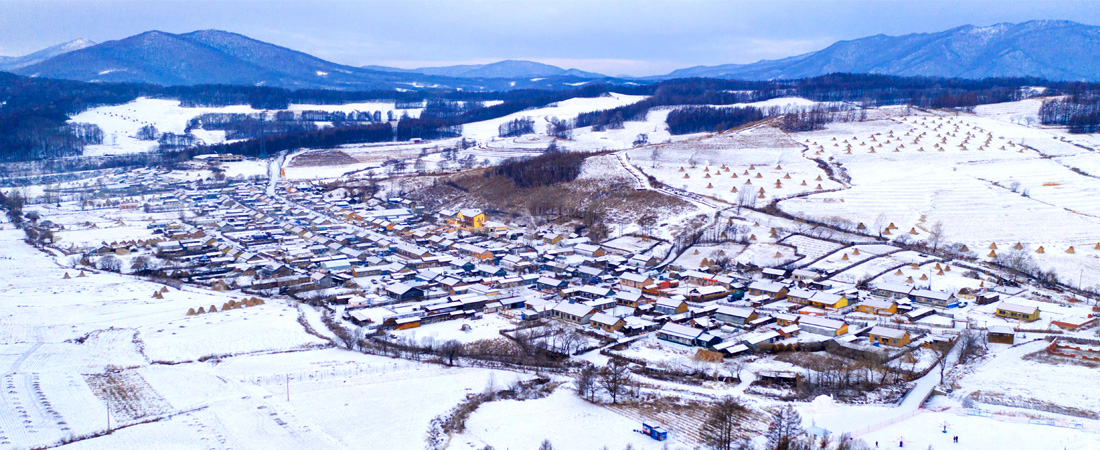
5;20;1100;90
364;60;606;79
0;38;95;71
660;20;1100;81
7;30;608;91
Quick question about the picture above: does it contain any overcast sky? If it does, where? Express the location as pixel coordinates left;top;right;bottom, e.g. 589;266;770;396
1;0;1098;76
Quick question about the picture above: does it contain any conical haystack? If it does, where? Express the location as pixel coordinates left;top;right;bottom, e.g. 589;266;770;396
1036;246;1045;254
63;272;71;279
186;308;196;316
852;248;861;256
989;242;998;250
895;269;904;276
1066;246;1075;254
906;276;914;283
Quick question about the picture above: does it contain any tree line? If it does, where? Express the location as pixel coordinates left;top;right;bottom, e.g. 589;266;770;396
666;106;765;134
2;70;1094;162
1039;93;1100;133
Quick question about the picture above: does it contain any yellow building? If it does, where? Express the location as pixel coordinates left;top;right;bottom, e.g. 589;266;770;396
996;303;1040;322
456;209;487;229
868;326;910;347
855;298;897;315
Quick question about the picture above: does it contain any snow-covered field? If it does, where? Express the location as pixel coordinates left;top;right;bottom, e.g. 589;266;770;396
0;223;537;450
69;97;422;157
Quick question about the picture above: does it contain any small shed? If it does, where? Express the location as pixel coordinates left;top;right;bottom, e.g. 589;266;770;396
987;325;1015;344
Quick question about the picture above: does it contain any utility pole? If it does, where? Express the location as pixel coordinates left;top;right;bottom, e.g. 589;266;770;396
285;372;290;401
106;395;111;432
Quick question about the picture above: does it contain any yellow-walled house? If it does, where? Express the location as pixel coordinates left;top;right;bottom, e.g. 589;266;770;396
456;208;487;229
868;326;910;347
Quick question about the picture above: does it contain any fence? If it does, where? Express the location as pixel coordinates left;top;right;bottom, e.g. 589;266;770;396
240;360;425;386
960;408;1095;433
849;408;923;437
850;406;1099;439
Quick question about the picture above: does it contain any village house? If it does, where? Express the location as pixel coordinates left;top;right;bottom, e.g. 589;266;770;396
868;326;910;347
713;306;758;326
573;243;606;258
455;209;487;230
384;282;424;301
872;283;912;300
684;285;729;302
747;281;788;299
798;316;848;336
552;302;598;324
656;323;722;347
790;269;820;284
995;302;1040;322
590;312;626;332
774;313;800;327
619;272;654;290
855;298;897;315
788;288;848;309
911;289;954;307
614;291;646;308
654;297;689;315
987;325;1015;344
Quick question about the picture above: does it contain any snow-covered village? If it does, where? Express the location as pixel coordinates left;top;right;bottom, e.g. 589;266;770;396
2;3;1100;450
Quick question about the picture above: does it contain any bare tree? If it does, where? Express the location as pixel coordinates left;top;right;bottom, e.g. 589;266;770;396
98;255;122;272
599;359;631;404
926;221;946;252
872;213;887;238
736;188;756;213
439;339;463;366
700;396;749;450
575;363;599;401
130;255;154;272
766;405;806;450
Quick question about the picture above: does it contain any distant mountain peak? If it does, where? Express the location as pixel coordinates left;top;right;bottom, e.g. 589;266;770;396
11;30;614;91
0;38;96;71
366;59;606;79
658;20;1100;82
